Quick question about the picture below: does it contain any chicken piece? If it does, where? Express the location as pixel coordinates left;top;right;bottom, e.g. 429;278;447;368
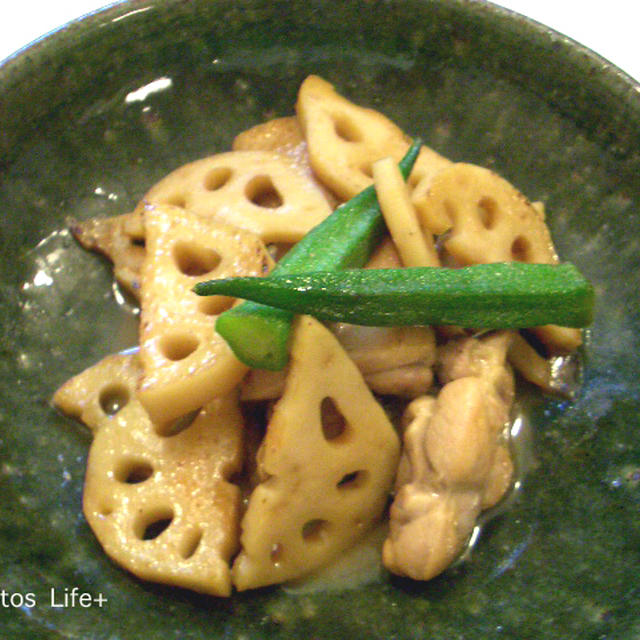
363;364;435;398
383;331;515;581
333;324;436;375
385;484;481;581
437;330;515;429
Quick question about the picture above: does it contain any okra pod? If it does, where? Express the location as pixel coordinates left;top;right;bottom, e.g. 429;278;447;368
196;262;595;330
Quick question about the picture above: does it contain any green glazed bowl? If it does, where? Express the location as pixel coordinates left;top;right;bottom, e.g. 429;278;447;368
1;1;639;638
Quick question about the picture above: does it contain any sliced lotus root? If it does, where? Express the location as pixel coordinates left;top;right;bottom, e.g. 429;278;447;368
231;116;310;181
133;150;332;244
295;75;451;201
413;162;582;352
83;379;244;597
53;351;142;433
233;116;305;153
231;315;400;590
232;115;339;208
70;212;145;297
138;203;272;426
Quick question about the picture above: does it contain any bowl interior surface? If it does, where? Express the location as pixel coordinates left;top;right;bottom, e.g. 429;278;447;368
1;1;639;638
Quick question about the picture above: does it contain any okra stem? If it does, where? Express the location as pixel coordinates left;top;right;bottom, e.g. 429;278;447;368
196;262;595;330
213;140;423;370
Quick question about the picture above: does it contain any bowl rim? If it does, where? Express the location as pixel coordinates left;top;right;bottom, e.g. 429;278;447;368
2;0;640;163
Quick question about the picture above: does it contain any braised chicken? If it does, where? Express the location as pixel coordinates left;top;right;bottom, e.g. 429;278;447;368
383;331;515;580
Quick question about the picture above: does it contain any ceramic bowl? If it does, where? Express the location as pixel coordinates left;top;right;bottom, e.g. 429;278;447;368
1;1;639;638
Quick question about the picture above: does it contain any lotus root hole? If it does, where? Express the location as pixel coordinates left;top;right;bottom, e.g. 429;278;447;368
173;241;222;276
511;235;532;262
180;529;203;559
157;408;199;438
135;507;174;541
99;382;131;416
159;331;199;361
197;295;234;317
204;166;232;191
336;469;369;490
477;196;499;229
115;458;154;484
164;193;187;208
245;175;283;208
301;519;331;544
320;397;349;442
333;114;363;143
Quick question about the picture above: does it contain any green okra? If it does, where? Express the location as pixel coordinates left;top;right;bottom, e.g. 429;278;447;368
196;262;595;330
213;139;423;370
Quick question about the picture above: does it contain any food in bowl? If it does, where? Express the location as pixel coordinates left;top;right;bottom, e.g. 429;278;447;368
52;75;592;597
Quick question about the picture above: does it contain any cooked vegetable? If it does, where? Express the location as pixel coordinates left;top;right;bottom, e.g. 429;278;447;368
214;140;423;370
195;262;595;329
